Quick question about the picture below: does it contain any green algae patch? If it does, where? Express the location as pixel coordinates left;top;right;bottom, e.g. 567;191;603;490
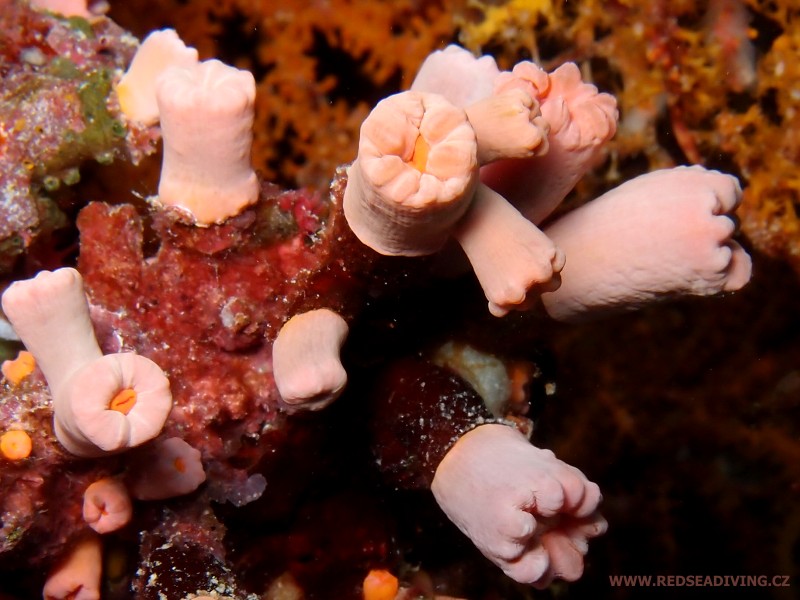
66;15;94;39
44;68;127;175
47;56;80;80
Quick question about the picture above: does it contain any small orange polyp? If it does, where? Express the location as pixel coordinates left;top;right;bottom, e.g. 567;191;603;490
1;350;36;385
109;388;137;415
410;135;430;172
1;430;32;460
362;569;399;600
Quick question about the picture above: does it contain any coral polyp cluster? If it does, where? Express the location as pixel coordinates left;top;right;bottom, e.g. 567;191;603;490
455;0;800;273
105;0;800;274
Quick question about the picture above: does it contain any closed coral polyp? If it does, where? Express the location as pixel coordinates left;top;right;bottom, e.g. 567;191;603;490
116;29;199;126
482;60;619;225
82;477;132;534
0;429;32;460
1;349;35;385
126;437;206;500
465;88;550;164
453;184;565;317
363;569;399;600
411;44;501;108
42;534;102;600
272;308;349;411
541;166;752;321
156;59;259;226
432;424;605;587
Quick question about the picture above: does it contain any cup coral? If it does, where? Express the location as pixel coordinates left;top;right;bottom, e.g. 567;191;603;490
115;29;199;126
0;10;762;597
343;91;479;256
541;166;752;321
42;533;102;600
463;87;549;164
362;569;399;600
487;61;619;224
1;350;35;386
0;429;32;460
125;436;206;500
411;45;619;226
452;184;565;317
272;308;350;411
343;82;564;315
410;44;501;109
1;268;173;456
82;477;132;534
344;43;753;590
432;424;606;587
156;59;259;225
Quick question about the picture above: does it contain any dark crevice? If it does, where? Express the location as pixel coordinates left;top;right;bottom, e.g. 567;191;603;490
310;29;401;107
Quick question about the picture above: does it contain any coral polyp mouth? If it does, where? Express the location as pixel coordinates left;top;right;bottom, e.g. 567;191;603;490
410;134;430;172
109;388;136;415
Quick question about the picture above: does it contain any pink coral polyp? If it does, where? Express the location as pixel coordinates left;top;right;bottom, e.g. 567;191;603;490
343;91;479;256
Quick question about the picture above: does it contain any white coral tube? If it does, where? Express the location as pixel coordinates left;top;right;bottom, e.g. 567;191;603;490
156;59;259;225
2;268;172;456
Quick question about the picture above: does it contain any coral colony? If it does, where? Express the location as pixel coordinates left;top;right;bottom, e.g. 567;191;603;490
0;1;752;599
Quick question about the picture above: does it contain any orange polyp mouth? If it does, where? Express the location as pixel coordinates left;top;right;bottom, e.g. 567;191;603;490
109;388;137;415
410;134;430;172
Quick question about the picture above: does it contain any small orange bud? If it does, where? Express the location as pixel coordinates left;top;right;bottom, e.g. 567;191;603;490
1;430;32;460
363;569;399;600
2;350;36;385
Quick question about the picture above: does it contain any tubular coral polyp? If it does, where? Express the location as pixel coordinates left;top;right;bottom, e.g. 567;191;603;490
540;166;752;321
453;184;565;317
156;59;259;226
126;437;206;501
465;88;550;164
82;477;132;534
411;44;501;108
115;29;199;126
343;91;479;256
272;308;350;411
42;534;102;600
537;63;618;149
431;424;606;587
1;268;173;457
55;353;172;456
482;61;619;225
